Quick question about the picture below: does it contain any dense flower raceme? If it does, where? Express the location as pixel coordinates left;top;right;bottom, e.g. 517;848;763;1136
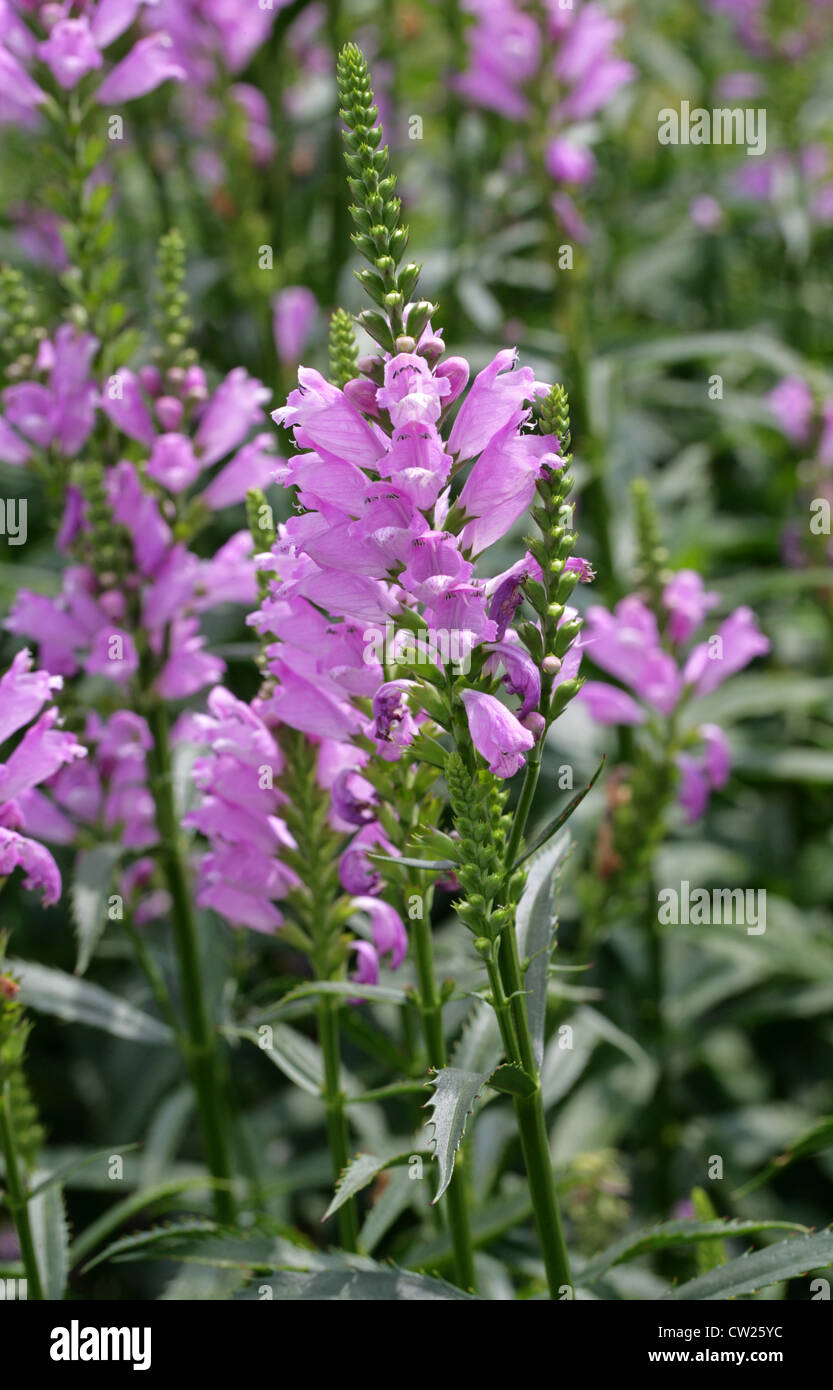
179;689;408;986
709;0;833;59
15;709;172;925
0;323;98;466
139;0;282;178
0;0;186;123
4;353;274;695
183;326;590;987
0;650;86;905
0;330;276;507
455;0;634;239
766;375;833;567
577;573;770;820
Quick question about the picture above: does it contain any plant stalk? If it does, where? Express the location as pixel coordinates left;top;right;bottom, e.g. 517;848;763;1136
318;993;359;1251
0;1082;44;1300
147;702;236;1225
411;910;477;1293
499;750;573;1297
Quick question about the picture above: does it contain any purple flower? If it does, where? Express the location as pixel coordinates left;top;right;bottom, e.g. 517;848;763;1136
677;724;732;822
767;377;814;444
545;138;596;186
580;681;646;726
460;689;535;778
272;287;318;367
2;325;98;458
331;769;379;827
0;650;86;905
448;349;539;461
38;19;103;90
275;367;384;470
352;896;408;970
0;44;47;116
458;419;558;554
339;823;398;896
683;607;770;696
580;573;769;819
662;570;720;644
350;940;379;988
96;32;186;104
583;597;681;715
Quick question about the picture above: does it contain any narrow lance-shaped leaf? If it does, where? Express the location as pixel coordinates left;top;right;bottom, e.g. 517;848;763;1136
513;757;604;869
9;959;173;1045
579;1216;809;1286
72;844;122;976
29;1177;70;1301
516;831;573;1071
662;1229;833;1301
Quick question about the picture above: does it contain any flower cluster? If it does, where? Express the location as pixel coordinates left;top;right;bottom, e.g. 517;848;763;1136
579;572;770;820
0;1;185;122
0;650;86;905
18;708;171;925
455;0;634;240
5;350;273;696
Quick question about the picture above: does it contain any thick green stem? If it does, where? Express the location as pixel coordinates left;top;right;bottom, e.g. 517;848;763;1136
411;911;477;1293
147;703;235;1224
497;926;572;1298
0;1084;44;1300
647;889;673;1217
496;756;572;1297
318;994;359;1251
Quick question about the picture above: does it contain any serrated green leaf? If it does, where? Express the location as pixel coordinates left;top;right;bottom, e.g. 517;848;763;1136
580;1217;810;1286
9;958;172;1045
71;1178;230;1269
323;1145;427;1221
237;1266;477;1300
662;1229;833;1300
516;831;573;1070
29;1177;70;1300
71;844;122;976
82;1221;312;1275
424;1067;491;1203
487;1063;536;1098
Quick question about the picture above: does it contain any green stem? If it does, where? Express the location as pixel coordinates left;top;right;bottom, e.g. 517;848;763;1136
411;911;477;1293
147;702;235;1225
497;927;572;1298
0;1083;44;1300
318;994;359;1252
646;886;673;1217
497;755;572;1297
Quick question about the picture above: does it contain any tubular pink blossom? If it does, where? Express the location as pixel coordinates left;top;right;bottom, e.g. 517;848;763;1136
95;32;186;104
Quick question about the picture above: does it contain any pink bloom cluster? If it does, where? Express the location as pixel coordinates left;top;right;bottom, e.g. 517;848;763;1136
0;650;86;904
0;324;98;466
578;572;770;820
141;0;282;177
5;357;274;697
0;0;185;124
455;0;634;240
184;322;589;986
709;0;833;59
19;709;171;925
181;689;409;985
